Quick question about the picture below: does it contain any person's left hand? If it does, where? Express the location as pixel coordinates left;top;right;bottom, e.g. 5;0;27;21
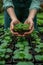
23;18;34;36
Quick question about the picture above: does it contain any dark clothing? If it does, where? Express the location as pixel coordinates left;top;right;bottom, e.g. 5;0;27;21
3;0;40;29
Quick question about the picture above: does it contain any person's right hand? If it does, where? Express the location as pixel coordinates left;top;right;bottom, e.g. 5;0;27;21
10;18;20;36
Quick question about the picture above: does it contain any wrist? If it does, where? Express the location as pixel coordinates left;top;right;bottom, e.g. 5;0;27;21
11;16;18;21
11;16;17;21
28;16;34;20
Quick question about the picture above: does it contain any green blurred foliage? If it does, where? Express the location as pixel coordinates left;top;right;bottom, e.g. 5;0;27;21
0;0;3;13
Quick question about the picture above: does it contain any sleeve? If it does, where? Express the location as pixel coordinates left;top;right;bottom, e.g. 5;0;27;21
3;0;14;9
29;0;40;10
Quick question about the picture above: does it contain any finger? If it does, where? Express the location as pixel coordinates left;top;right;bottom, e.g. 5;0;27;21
26;26;34;35
24;26;34;35
24;19;30;24
18;34;24;37
22;34;26;37
10;24;14;30
24;19;28;24
10;26;18;35
14;20;20;25
29;21;34;30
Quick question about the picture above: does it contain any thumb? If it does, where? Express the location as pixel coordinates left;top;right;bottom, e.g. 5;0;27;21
10;22;14;30
24;19;28;24
29;21;34;30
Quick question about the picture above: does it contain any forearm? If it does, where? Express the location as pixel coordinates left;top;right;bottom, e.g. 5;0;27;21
28;0;40;20
7;7;17;20
28;9;37;20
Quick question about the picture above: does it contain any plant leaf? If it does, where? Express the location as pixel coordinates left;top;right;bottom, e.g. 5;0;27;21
16;62;34;65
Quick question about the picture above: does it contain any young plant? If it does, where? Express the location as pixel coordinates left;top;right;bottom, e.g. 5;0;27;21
0;28;12;62
38;27;43;33
0;43;8;49
5;55;10;59
6;48;12;53
16;62;34;65
34;48;41;53
13;47;32;60
36;43;43;49
17;36;27;42
31;30;39;40
35;55;43;61
0;47;6;58
0;60;5;65
14;23;30;34
15;41;29;48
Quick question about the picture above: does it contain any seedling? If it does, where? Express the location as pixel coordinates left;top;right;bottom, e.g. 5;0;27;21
0;28;12;63
6;48;12;53
17;36;27;42
0;61;5;65
13;47;32;60
38;27;43;33
14;23;30;34
15;41;29;48
31;30;39;39
36;43;43;49
35;48;41;53
35;55;43;61
5;55;10;59
16;62;34;65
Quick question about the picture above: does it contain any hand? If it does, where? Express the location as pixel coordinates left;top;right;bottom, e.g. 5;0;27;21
10;18;21;36
23;18;34;36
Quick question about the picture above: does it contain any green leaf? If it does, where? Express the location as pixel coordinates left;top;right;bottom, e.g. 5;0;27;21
13;50;19;54
0;43;8;49
0;54;5;58
16;62;34;65
13;53;19;59
13;49;32;60
0;49;6;53
6;48;12;53
0;61;5;65
35;48;41;53
24;46;31;52
25;53;32;60
35;38;41;42
15;43;24;48
35;55;43;61
13;51;25;59
23;24;30;30
22;41;29;46
36;43;43;48
14;23;30;32
5;55;10;59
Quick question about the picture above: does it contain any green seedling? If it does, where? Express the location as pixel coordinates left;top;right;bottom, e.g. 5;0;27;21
13;48;32;60
6;48;12;53
5;55;10;59
14;23;30;32
35;47;43;53
36;43;43;48
0;61;5;65
16;62;34;65
35;55;43;61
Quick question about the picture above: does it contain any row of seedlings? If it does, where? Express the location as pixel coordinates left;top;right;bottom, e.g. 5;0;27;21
0;29;13;65
30;30;43;64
